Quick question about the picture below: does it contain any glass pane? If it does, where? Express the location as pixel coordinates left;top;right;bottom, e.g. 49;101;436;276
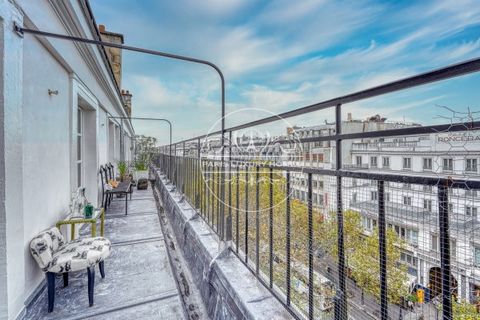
77;135;82;161
77;109;82;134
77;163;82;187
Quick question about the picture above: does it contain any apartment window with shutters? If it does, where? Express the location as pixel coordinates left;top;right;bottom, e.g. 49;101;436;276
370;156;378;168
403;157;412;170
431;234;439;252
466;158;478;173
443;158;453;171
423;158;432;171
382;157;390;168
423;199;432;211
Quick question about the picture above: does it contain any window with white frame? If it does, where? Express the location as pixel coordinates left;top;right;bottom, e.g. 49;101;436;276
450;239;456;259
403;196;412;206
382;157;390;168
371;191;378;201
423;158;432;170
400;252;418;268
423;199;432;211
403;157;412;170
352;192;357;203
370;156;378;168
356;156;362;166
76;108;83;187
475;247;480;266
466;158;478;173
466;206;478;219
466;189;478;197
443;158;453;171
431;234;439;252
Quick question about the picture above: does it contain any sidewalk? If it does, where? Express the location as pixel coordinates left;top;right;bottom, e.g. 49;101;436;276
24;188;186;320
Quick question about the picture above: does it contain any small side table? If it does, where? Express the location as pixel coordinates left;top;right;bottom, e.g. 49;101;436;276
56;208;105;241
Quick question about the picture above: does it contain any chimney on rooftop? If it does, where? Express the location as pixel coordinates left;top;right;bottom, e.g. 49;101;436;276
121;90;132;117
98;24;124;88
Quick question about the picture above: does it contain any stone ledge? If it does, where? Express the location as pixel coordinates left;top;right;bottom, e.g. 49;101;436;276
152;169;293;320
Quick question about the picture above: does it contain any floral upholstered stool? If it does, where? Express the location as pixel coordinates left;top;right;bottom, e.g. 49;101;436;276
30;227;111;312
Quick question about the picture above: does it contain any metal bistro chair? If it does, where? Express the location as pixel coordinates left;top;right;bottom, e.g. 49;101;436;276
99;164;132;215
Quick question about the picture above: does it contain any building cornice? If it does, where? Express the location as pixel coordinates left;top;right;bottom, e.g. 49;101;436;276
46;0;134;135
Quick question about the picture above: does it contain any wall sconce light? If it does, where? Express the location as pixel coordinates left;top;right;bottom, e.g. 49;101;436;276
48;89;59;96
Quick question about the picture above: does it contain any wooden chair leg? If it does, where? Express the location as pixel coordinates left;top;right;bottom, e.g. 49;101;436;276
99;261;105;278
87;267;95;307
46;272;55;312
63;273;68;287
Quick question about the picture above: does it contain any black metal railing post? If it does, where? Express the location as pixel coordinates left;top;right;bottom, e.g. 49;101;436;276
226;131;233;242
307;173;314;320
378;180;388;319
255;166;260;275
269;167;274;288
245;165;249;263
335;103;347;320
438;182;452;319
286;171;292;306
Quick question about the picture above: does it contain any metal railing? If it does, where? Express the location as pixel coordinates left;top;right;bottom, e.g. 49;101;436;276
154;57;480;320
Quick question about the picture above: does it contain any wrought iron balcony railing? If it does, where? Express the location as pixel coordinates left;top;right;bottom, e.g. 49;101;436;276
154;57;480;320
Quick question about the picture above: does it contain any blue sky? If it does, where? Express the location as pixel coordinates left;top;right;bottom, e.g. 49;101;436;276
90;0;480;145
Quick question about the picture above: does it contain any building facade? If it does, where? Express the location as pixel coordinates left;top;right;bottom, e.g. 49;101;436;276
349;131;480;303
0;1;134;319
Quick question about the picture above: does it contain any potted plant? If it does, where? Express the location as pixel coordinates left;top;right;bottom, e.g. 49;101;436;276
117;161;129;182
134;161;148;181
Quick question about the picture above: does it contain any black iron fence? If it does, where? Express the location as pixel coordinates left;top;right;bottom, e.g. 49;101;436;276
154;57;480;320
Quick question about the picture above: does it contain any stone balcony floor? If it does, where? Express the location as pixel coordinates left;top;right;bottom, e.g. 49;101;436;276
24;187;186;320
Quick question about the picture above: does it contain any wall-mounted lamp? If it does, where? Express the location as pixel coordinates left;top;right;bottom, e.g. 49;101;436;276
48;89;59;96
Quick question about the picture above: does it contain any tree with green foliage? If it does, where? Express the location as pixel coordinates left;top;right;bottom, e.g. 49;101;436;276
135;135;157;168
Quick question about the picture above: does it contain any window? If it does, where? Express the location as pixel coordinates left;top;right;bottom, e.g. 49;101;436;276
403;196;412;206
76;108;83;187
423;158;432;170
371;191;378;201
466;189;478;197
403;157;412;170
313;181;318;188
370;156;378;168
407;230;419;246
466;158;478;172
443;158;453;171
356;156;362;166
448;203;454;213
423;185;433;193
352;192;357;203
475;247;480;266
382;157;390;168
451;240;456;259
431;234;439;252
385;193;390;202
400;252;418;267
423;199;432;211
466;206;478;219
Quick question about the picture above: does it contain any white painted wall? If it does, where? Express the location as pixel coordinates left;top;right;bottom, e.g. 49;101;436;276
21;33;72;305
0;1;135;318
0;2;24;319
